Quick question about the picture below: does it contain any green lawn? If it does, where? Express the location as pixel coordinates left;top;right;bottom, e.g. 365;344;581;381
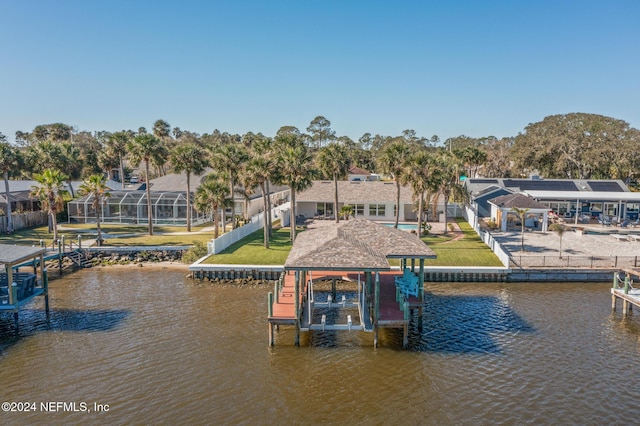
200;219;502;267
0;224;215;247
202;227;294;265
420;219;503;266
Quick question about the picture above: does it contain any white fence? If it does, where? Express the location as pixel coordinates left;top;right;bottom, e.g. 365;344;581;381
0;211;48;233
464;206;510;267
208;203;289;255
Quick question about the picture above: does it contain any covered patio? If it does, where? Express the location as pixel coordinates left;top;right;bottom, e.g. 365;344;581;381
267;218;436;348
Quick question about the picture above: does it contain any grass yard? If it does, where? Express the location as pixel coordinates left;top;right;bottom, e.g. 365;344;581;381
421;219;503;266
202;227;294;265
0;223;215;247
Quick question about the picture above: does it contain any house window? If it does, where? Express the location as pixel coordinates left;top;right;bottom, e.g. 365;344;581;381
316;202;334;217
369;204;386;217
353;204;364;217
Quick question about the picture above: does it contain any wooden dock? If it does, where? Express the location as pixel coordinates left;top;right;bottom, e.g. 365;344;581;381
612;269;640;316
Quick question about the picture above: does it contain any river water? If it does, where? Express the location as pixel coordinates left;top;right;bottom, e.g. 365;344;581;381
0;269;639;425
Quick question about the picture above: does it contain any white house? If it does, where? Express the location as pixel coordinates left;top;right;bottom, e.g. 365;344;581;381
295;180;417;222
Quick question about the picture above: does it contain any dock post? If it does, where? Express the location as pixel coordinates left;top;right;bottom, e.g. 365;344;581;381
624;275;630;294
268;292;274;346
58;237;63;276
43;268;50;321
613;272;618;289
623;300;629;316
11;283;18;334
294;271;300;346
374;272;380;348
403;301;409;349
78;235;82;250
274;282;279;303
612;293;617;310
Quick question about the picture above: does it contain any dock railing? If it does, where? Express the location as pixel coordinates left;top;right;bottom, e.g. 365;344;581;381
514;255;640;269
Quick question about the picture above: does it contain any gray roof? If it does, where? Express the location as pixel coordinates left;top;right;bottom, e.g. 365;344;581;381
488;193;548;210
0;244;45;266
148;169;212;192
297;180;414;204
285;218;436;271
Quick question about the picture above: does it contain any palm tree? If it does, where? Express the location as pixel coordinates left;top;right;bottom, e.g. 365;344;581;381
170;143;209;232
273;134;314;241
0;141;21;233
78;174;110;246
433;152;469;235
377;140;411;228
127;134;168;235
194;173;230;239
400;150;435;236
30;168;69;242
549;223;567;258
251;136;276;238
316;142;351;223
210;143;249;229
106;131;131;189
511;207;530;252
242;153;274;248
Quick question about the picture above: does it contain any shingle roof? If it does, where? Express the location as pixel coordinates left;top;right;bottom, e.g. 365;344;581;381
285;218;436;271
488;192;548;210
297;180;413;203
0;244;45;265
349;166;371;175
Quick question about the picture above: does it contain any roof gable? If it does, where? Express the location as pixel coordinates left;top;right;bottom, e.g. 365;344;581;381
488;193;547;209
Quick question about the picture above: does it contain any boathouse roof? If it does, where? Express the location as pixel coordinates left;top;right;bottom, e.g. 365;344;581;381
0;244;45;267
284;218;435;271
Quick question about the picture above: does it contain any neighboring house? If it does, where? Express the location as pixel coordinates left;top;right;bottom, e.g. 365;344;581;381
348;166;372;181
465;177;640;221
296;180;417;222
488;192;549;232
0;180;82;214
68;170;289;226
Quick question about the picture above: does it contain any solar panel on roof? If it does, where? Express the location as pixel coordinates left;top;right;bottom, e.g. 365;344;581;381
503;180;578;191
470;179;499;184
587;181;624;192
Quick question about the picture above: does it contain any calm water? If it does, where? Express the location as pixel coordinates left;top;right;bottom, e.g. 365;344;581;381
1;269;639;425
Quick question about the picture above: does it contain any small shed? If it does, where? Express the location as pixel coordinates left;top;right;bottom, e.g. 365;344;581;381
0;244;50;332
488;192;549;232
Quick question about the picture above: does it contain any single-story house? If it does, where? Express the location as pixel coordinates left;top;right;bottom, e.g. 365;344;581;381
296;180;417;222
68;170;289;226
465;177;640;222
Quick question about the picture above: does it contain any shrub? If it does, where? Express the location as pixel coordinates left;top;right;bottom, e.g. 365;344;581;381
182;241;208;264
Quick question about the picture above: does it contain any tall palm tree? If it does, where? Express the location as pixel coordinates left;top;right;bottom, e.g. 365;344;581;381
0;142;21;234
511;207;530;252
170;143;209;232
210;143;249;229
127;134;168;235
400;150;436;235
274;134;314;241
78;174;110;246
194;173;230;239
433;152;469;235
242;154;273;247
30;168;69;242
377;140;411;228
106;131;131;189
251;136;276;238
316;142;351;223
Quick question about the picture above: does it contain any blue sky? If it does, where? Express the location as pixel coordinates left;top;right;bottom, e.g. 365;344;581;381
1;1;639;143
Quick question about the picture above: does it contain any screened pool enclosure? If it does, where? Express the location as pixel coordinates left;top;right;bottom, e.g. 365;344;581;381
68;191;210;226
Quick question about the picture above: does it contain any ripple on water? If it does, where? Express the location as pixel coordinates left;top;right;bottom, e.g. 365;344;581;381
1;275;639;425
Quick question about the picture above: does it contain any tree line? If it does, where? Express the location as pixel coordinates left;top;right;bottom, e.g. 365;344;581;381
1;112;638;245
